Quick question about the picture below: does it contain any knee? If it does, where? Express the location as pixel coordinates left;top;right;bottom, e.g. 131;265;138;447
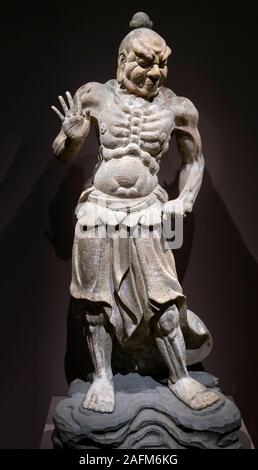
155;305;179;337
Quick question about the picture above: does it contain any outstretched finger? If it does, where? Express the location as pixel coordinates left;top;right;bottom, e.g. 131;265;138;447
77;94;82;115
66;91;75;114
58;95;68;114
51;105;65;121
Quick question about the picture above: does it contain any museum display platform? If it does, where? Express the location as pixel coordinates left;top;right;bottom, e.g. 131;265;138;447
40;372;254;450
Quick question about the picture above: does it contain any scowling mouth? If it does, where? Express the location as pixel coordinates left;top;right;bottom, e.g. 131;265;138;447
120;71;161;98
138;77;159;90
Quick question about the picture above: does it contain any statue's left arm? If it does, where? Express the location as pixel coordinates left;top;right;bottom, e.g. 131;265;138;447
164;98;204;215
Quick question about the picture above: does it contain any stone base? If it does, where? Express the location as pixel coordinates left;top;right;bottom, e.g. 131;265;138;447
52;372;242;449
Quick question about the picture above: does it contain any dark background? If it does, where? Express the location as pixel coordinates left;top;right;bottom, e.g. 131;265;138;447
0;0;257;448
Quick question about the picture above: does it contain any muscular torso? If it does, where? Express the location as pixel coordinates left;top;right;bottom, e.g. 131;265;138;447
82;80;176;197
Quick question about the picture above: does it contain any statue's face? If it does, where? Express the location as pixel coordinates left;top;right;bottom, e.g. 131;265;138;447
117;32;171;99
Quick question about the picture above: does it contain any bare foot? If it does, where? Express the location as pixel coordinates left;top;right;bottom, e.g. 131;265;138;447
169;376;220;410
82;377;115;413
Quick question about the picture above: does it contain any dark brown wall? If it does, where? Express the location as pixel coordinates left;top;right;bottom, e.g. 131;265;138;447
0;1;257;448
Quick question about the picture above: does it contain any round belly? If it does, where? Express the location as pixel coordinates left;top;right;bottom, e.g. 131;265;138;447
93;156;158;197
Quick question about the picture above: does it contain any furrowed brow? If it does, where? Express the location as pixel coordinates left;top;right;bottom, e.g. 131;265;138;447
133;46;154;61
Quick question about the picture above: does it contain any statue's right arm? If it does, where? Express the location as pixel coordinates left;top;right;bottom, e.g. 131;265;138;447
51;83;97;162
52;127;86;162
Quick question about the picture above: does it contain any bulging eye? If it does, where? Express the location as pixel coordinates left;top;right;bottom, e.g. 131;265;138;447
160;61;167;69
136;57;152;68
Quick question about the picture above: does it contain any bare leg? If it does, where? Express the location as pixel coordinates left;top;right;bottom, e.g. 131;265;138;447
154;304;220;410
82;307;115;413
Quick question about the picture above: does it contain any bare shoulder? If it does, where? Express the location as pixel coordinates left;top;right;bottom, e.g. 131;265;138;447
173;95;199;126
75;82;108;109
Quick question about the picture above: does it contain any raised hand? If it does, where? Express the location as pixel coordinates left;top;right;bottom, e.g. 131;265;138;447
51;91;90;141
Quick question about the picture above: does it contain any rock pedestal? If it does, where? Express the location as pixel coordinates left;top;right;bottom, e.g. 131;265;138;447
52;372;242;449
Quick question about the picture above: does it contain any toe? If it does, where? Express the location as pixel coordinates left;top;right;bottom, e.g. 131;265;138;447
191;392;209;410
206;391;220;405
105;403;114;413
83;391;96;410
98;402;108;413
190;395;203;410
191;390;220;410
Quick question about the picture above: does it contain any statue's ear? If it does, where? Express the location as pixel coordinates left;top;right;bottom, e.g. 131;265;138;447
117;52;126;82
118;52;126;68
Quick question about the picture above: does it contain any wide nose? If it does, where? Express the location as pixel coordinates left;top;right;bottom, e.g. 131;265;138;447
147;64;161;82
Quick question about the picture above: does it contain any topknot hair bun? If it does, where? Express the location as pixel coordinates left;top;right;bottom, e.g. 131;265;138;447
129;12;153;29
